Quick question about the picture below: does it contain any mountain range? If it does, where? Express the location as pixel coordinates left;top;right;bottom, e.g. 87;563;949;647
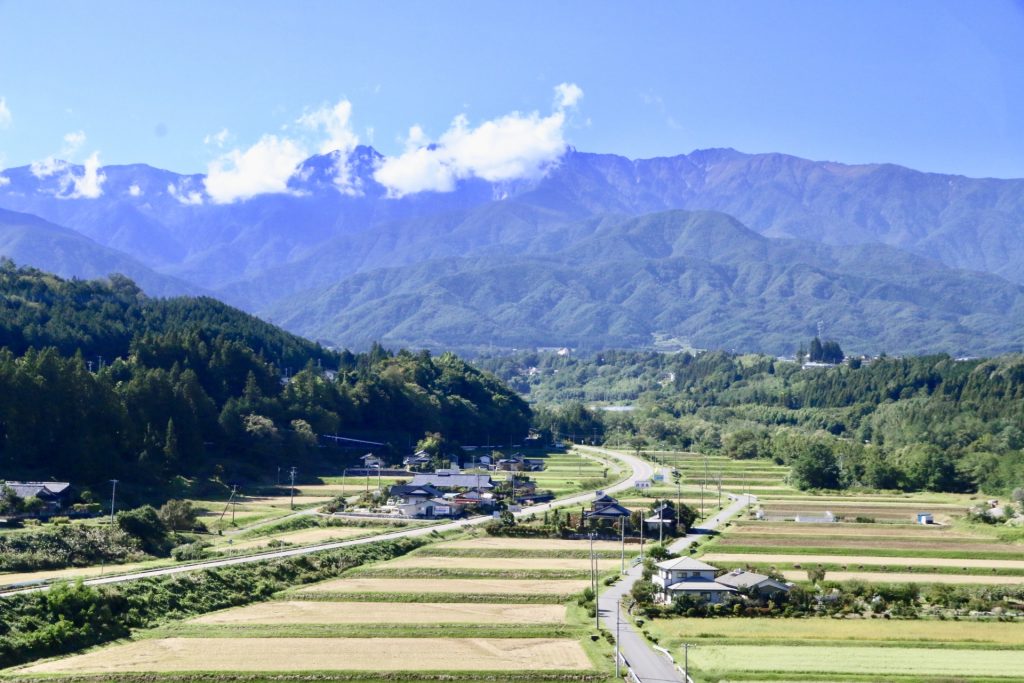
1;146;1022;356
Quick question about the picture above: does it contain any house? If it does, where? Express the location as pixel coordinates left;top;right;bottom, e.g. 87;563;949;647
916;512;934;525
715;568;792;598
360;453;385;469
403;451;433;469
410;472;494;491
388;483;443;503
652;557;736;604
1;481;73;514
584;493;631;521
496;457;525;472
644;503;676;531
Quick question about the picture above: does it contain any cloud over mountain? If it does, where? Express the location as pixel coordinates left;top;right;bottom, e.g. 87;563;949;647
373;83;583;197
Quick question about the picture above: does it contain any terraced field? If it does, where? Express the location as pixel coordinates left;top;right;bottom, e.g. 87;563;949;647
9;531;623;681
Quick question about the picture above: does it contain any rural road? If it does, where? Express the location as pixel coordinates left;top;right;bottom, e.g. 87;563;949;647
586;451;756;683
0;446;654;596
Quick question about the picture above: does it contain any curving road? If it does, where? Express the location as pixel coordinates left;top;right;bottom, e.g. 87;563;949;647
0;447;654;597
578;446;756;683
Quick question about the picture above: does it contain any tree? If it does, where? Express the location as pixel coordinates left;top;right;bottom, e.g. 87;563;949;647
0;484;23;515
157;499;198;532
115;505;170;556
790;441;841;489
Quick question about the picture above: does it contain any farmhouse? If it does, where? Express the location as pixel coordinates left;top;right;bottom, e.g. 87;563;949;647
410;472;495;491
403;451;433;469
360;453;385;469
584;493;631;521
644;503;676;531
652;557;736;604
715;568;792;598
1;481;73;515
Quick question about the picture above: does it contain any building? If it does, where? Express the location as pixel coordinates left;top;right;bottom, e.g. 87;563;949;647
584;493;631;522
644;503;676;532
360;453;385;469
652;557;736;604
410;472;494;491
403;451;433;469
1;481;73;515
916;512;934;525
715;568;792;599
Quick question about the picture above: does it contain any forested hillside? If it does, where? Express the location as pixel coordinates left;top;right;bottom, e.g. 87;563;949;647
0;263;530;504
480;349;1024;495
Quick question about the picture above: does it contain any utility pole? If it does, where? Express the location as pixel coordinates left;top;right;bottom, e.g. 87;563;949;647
108;479;118;524
682;643;695;682
591;533;599;630
639;512;644;561
220;484;238;522
659;499;664;544
718;471;723;509
676;481;682;534
620;520;625;574
289;466;297;510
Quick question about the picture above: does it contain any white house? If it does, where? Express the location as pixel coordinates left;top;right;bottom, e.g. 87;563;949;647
652;557;736;604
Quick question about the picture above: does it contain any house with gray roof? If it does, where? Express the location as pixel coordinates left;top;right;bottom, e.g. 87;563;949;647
410;472;494;491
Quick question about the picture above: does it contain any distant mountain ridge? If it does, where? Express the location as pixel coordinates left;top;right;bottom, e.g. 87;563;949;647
1;146;1022;355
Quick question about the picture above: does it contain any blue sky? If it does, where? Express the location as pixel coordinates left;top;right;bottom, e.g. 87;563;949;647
1;0;1022;179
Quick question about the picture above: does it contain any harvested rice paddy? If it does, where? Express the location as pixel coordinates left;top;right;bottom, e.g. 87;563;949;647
373;555;619;571
779;570;1024;585
299;576;589;595
21;637;593;674
701;552;1024;570
192;600;568;625
439;536;627;552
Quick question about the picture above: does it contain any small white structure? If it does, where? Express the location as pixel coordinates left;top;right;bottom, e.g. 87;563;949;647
795;511;836;523
916;512;934;525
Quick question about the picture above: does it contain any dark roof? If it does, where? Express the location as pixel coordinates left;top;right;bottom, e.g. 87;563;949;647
593;493;618;505
585;502;631;519
410;473;494;490
2;481;71;499
716;569;792;592
390;484;443;498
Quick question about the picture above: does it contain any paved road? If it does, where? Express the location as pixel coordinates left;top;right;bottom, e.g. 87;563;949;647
0;447;653;596
580;448;756;683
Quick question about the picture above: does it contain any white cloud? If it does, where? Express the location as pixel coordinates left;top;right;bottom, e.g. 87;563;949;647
61;151;106;199
204;128;230;147
128;183;142;197
373;83;583;198
0;97;11;128
167;182;204;205
297;99;360;193
555;83;584;109
0;175;9;187
28;131;106;198
63;130;86;154
204;134;306;204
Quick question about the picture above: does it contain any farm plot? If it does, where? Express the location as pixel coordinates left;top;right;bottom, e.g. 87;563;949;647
712;534;1023;556
779;570;1024;585
298;576;589;596
701;552;1024;570
647;616;1024;647
371;555;620;572
192;600;568;625
439;536;626;552
686;644;1024;678
21;637;593;674
221;524;375;552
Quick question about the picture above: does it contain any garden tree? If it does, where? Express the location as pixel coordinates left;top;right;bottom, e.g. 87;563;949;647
0;484;23;514
157;499;198;532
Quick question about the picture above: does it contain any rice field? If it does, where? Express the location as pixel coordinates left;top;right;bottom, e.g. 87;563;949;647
371;555;620;572
298;576;590;596
778;570;1024;585
686;644;1024;678
191;600;569;625
648;616;1024;646
20;637;593;674
439;536;625;551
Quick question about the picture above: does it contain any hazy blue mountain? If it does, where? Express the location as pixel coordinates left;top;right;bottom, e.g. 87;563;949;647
0;208;200;297
261;211;1024;357
2;147;1023;355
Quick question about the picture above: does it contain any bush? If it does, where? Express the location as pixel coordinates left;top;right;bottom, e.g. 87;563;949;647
170;540;210;562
